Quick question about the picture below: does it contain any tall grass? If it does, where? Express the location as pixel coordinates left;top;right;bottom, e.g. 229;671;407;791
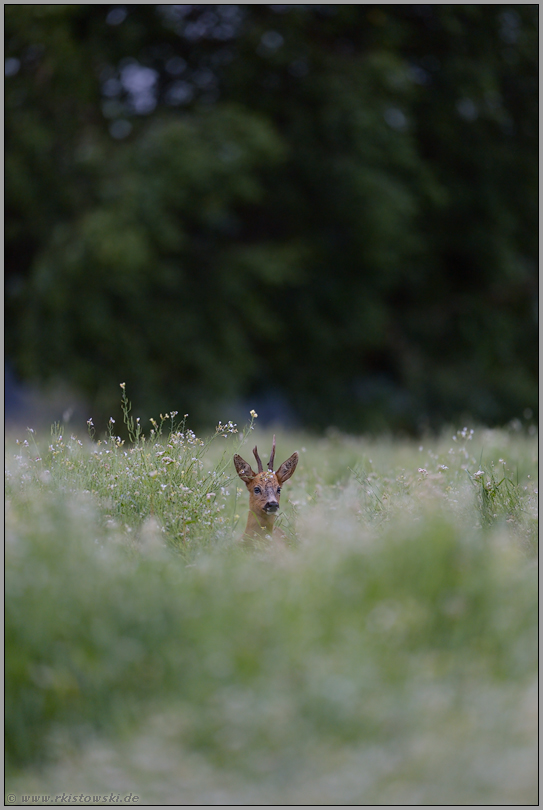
5;398;538;804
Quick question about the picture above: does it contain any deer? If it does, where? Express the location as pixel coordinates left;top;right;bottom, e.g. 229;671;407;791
234;435;298;544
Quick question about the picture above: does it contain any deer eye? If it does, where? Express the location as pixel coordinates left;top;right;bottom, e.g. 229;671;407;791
277;487;281;494
254;486;262;494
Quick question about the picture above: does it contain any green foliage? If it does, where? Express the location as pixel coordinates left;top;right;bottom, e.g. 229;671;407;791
5;5;539;432
469;463;524;528
9;394;255;555
5;411;538;803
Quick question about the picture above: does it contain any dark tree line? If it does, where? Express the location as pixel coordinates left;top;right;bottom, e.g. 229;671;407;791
5;5;538;432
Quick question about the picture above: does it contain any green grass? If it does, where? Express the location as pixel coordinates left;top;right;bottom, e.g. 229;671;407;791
5;401;538;804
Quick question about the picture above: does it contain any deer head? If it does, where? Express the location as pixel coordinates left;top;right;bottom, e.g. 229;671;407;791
234;435;298;539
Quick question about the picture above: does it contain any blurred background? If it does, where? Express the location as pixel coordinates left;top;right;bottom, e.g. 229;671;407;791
5;4;538;435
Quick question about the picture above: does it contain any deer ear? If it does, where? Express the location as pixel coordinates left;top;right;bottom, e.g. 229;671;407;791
276;452;299;484
234;454;256;483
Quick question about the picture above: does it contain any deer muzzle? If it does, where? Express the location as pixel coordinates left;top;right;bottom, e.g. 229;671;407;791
263;500;279;513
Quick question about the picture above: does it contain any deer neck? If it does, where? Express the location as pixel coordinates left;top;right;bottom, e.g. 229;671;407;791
243;509;277;540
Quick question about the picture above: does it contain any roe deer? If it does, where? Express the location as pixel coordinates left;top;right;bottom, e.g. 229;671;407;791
234;435;298;543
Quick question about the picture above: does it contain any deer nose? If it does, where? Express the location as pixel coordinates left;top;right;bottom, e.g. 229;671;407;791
264;500;279;513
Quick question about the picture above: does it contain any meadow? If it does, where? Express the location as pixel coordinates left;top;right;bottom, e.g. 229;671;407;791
5;394;538;805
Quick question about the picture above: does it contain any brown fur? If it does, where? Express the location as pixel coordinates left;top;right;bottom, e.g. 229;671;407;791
234;438;298;544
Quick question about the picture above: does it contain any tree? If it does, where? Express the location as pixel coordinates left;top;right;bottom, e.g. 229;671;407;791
5;5;538;431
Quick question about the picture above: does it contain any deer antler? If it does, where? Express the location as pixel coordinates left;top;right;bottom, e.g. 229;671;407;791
252;445;264;473
268;434;276;471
